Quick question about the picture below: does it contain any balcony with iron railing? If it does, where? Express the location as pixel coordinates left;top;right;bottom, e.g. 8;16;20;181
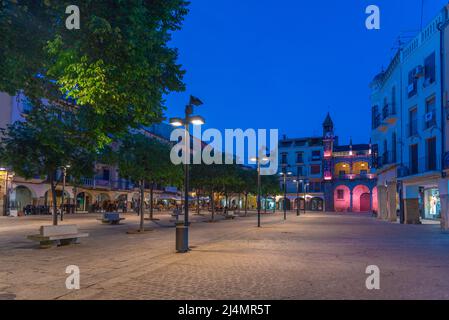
407;120;419;137
309;155;322;162
80;177;135;190
334;173;376;180
382;104;389;120
397;154;440;178
383;103;398;124
372;113;381;130
375;150;396;169
373;104;398;132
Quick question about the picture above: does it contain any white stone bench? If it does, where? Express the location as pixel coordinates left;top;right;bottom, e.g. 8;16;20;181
27;225;89;248
225;211;236;219
97;212;125;225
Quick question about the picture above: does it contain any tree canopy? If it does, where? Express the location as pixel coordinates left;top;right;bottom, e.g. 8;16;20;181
0;105;98;224
0;0;189;139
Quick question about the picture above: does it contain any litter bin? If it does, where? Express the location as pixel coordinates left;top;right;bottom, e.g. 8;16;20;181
176;223;189;253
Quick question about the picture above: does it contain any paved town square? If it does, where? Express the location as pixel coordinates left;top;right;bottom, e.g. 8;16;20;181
3;0;449;306
1;211;449;300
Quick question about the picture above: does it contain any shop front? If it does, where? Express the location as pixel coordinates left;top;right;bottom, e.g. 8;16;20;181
423;187;441;220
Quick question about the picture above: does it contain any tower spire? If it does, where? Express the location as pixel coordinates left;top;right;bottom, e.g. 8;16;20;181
322;112;334;137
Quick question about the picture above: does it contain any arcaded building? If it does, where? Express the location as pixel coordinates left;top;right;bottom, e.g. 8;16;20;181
279;113;378;213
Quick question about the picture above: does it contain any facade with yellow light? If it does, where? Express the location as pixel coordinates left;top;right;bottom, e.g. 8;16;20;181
279;113;377;213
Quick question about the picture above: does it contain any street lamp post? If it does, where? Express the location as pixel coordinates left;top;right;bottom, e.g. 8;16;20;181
60;164;70;221
279;167;292;220
170;96;204;253
293;178;301;216
0;168;8;216
250;156;269;228
303;180;309;214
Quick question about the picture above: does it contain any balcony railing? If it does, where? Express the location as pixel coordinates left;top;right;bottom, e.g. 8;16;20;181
80;177;135;190
372;113;381;129
407;120;418;137
309;156;322;162
382;104;389;120
375;151;396;169
398;154;441;177
334;173;375;180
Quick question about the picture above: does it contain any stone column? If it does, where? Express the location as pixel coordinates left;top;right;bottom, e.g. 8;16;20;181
377;185;387;220
438;178;449;231
403;185;421;224
387;182;397;222
349;190;353;212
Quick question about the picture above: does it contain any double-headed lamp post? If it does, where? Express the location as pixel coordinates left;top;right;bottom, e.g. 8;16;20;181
170;95;204;253
304;180;309;214
293;178;302;216
60;164;71;221
250;156;270;228
279;168;292;220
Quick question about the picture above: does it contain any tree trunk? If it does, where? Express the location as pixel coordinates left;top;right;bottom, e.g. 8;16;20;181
139;180;145;232
237;193;241;214
196;190;200;215
73;186;77;213
264;194;267;214
210;191;215;221
50;172;58;226
149;182;154;220
225;191;228;210
244;192;248;216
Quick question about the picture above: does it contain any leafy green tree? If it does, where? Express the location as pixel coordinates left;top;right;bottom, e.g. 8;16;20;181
0;0;189;140
110;132;182;231
190;162;227;222
239;168;257;216
0;106;97;225
261;174;281;212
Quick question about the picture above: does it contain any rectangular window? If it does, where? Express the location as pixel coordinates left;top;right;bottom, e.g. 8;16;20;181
281;153;287;164
337;189;344;200
409;108;418;136
410;144;418;175
408;69;418;98
296;152;303;163
297;166;303;176
425;96;436;129
424;52;436;85
426;137;437;171
312;150;321;160
102;168;110;181
382;98;389;119
310;164;321;175
309;182;322;193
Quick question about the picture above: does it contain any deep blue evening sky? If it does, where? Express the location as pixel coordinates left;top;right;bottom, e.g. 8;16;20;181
165;0;448;145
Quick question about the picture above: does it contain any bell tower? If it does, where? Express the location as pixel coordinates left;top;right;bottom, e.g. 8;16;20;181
322;112;335;211
322;112;334;180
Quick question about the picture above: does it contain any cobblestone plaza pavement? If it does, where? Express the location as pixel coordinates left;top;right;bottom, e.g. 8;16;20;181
1;211;449;300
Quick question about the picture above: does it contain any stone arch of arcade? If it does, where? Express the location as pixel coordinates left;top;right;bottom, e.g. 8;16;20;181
333;181;376;213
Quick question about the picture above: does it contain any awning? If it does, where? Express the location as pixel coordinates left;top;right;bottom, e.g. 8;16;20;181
156;194;180;201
